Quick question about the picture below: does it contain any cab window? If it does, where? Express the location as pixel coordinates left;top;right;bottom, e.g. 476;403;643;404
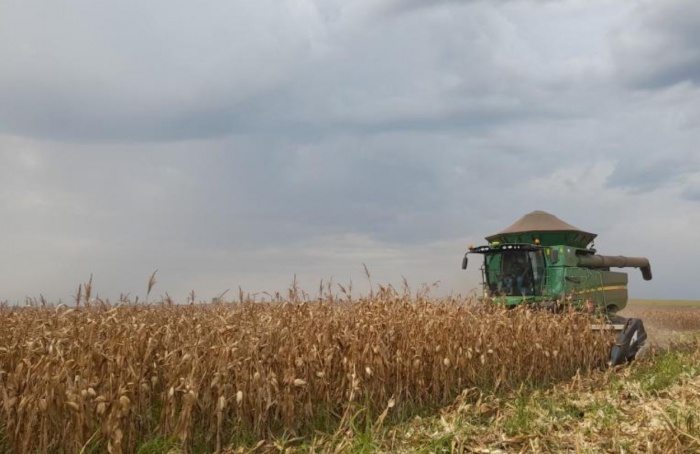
485;250;544;297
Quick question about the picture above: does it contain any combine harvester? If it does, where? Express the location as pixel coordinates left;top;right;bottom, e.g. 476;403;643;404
461;211;652;366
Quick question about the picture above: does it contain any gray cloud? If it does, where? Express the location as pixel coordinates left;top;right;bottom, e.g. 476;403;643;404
0;0;586;142
0;0;323;141
682;183;700;202
612;0;700;89
607;155;700;194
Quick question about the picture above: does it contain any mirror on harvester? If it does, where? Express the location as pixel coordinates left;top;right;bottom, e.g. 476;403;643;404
462;255;468;270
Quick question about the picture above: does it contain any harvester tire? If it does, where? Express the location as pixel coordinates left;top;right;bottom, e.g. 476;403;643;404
609;317;648;366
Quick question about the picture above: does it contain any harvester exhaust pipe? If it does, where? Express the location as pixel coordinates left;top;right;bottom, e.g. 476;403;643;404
577;255;652;281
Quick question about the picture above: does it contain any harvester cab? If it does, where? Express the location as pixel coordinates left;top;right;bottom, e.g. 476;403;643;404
461;210;653;366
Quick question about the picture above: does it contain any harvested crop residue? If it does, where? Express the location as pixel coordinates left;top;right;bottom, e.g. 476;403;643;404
621;303;700;347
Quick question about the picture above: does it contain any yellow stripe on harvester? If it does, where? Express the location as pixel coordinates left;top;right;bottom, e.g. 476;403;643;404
576;285;627;294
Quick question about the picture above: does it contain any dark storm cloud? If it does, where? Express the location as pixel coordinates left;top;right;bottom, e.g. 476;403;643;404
0;0;322;142
612;0;700;89
0;0;570;142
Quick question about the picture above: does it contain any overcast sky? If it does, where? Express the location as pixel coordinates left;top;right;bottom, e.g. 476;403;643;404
1;0;699;303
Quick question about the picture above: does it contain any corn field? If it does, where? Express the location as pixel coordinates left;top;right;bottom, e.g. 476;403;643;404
0;289;611;453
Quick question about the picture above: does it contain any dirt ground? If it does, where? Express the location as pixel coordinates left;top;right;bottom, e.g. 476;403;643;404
619;299;700;347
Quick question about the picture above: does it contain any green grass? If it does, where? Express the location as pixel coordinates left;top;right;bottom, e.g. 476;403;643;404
586;400;620;428
504;393;535;435
0;424;7;454
631;350;700;393
417;432;454;454
351;430;378;454
136;437;180;454
666;404;700;438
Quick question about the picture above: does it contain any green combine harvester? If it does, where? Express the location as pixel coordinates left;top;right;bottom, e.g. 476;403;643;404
461;210;652;366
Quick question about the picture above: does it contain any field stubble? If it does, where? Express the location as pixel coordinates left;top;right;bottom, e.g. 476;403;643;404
622;300;700;347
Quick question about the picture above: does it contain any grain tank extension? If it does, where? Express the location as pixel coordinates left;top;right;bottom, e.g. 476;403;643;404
461;211;652;365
